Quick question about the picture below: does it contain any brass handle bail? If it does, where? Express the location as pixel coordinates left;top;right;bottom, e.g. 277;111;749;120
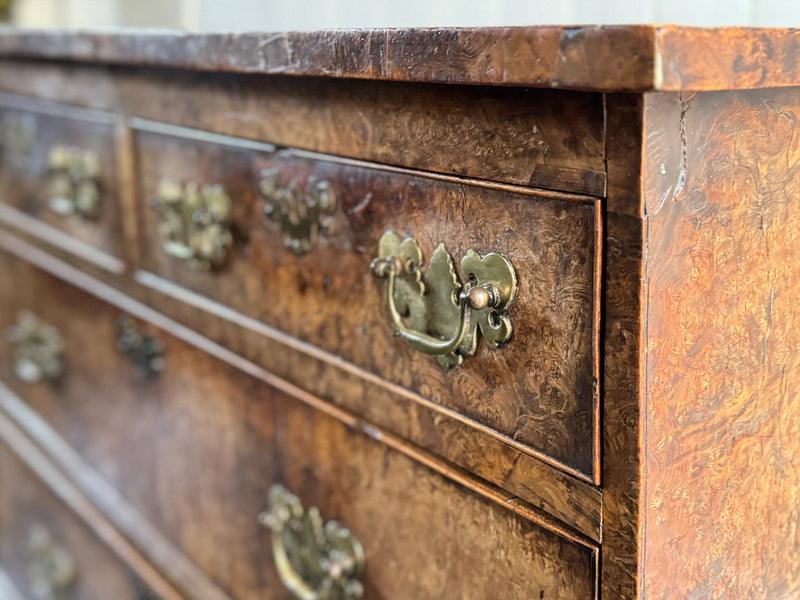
259;484;365;600
370;231;517;368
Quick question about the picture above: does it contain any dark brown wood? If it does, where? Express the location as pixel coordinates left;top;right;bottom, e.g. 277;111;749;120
0;64;607;196
601;94;647;599
132;125;601;478
0;422;185;600
3;27;800;600
0;95;125;268
0;229;604;542
1;26;799;92
0;383;234;600
639;87;800;599
0;249;598;600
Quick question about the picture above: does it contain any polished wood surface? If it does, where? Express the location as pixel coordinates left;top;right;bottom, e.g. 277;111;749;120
0;441;171;600
0;96;124;264
0;63;606;195
0;228;604;543
133;124;601;477
1;26;799;600
640;88;800;598
0;250;598;600
2;26;800;91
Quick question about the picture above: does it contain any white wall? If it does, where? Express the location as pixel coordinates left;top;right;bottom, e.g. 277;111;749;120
9;0;800;30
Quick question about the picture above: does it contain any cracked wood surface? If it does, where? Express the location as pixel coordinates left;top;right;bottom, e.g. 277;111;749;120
0;26;800;91
641;88;800;598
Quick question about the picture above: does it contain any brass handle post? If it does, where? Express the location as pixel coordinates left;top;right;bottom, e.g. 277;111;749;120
370;230;517;368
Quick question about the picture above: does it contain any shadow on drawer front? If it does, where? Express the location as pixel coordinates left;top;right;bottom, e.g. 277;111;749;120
132;121;601;480
0;252;597;600
0;96;124;272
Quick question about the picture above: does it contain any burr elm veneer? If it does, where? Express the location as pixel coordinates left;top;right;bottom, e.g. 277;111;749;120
0;25;799;599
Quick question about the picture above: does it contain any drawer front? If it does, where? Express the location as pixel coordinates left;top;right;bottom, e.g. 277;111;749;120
0;443;161;600
0;64;607;196
0;252;598;600
0;97;123;267
133;124;601;478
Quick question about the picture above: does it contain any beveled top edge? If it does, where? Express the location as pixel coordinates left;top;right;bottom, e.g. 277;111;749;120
0;25;798;91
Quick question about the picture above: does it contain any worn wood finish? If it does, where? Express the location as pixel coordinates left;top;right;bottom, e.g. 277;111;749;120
0;65;607;196
0;230;604;542
0;250;598;600
641;88;800;598
2;27;800;92
0;96;124;266
277;399;597;600
133;126;601;477
598;94;647;600
0;443;164;600
0;382;235;600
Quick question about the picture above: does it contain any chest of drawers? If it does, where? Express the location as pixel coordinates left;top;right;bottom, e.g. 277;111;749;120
0;25;798;599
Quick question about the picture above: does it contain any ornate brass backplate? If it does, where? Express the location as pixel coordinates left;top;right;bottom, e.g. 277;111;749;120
46;144;102;219
259;168;336;255
150;178;233;271
370;231;517;368
116;315;165;380
26;525;77;600
6;311;64;383
258;484;365;600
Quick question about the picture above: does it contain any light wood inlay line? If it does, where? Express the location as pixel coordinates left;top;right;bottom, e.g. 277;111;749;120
0;230;601;548
0;91;117;124
0;400;231;600
0;204;125;274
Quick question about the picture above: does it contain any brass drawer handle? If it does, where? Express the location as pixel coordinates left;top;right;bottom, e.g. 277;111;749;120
150;178;233;271
26;525;77;600
259;484;365;600
370;231;517;368
116;315;165;379
46;144;102;219
6;311;64;383
259;168;336;255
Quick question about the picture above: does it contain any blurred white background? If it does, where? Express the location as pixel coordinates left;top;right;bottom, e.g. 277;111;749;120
7;0;800;30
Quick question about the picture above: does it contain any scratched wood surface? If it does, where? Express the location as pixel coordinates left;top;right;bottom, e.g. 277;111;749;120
0;27;800;91
641;87;800;598
0;100;124;262
0;61;607;196
0;444;157;600
133;130;601;478
0;251;598;600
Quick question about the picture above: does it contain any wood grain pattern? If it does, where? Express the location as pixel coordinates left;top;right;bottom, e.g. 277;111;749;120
0;65;607;196
641;87;800;598
0;381;235;600
132;127;601;477
0;26;798;92
0;250;598;600
0;97;124;264
0;229;604;541
0;442;167;600
601;94;647;600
